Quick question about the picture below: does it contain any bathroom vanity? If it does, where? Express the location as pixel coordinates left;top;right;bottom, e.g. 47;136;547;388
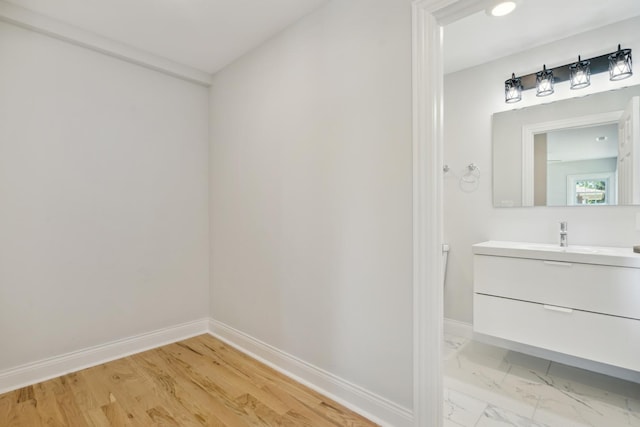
473;241;640;372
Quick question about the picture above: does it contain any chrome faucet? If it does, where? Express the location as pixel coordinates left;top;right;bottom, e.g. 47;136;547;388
560;221;568;247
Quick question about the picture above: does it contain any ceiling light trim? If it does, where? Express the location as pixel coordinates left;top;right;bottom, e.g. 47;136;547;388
0;2;213;87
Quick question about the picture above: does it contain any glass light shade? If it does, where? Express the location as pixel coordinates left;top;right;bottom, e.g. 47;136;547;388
570;57;591;90
609;45;632;81
504;73;522;103
536;65;554;97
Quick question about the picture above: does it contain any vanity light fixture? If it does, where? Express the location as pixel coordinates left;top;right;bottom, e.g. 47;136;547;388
505;73;522;103
609;44;633;81
569;56;591;90
504;44;633;103
536;65;554;97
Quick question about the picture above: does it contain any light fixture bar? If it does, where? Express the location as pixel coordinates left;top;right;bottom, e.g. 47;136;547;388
515;52;617;91
504;46;633;103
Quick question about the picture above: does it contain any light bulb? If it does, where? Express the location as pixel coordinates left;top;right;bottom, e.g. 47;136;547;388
489;1;517;17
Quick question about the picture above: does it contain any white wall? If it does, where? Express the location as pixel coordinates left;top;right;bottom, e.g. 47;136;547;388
0;22;210;371
444;17;640;323
209;0;413;409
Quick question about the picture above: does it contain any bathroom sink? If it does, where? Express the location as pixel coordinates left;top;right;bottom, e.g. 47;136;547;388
521;244;617;254
473;241;640;268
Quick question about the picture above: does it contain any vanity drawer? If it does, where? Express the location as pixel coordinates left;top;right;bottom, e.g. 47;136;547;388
474;255;640;320
474;294;640;372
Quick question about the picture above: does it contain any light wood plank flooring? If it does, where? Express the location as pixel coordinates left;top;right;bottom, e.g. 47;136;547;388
0;335;378;426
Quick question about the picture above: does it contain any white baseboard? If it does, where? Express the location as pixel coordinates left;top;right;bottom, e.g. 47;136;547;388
208;319;413;427
444;317;473;339
0;318;210;395
0;317;414;427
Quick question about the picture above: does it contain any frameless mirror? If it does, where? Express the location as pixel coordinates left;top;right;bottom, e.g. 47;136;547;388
493;84;640;207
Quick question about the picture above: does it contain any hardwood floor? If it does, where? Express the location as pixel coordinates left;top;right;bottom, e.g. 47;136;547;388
0;335;378;426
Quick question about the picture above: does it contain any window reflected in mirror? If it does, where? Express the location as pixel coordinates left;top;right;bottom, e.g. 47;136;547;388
534;123;619;206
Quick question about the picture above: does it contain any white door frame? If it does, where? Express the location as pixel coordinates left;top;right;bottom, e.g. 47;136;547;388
411;1;484;426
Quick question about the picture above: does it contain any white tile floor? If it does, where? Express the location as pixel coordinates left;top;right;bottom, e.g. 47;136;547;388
443;334;640;427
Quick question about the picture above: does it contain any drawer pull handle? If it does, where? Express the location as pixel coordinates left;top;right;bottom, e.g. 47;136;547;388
543;304;573;314
543;261;573;267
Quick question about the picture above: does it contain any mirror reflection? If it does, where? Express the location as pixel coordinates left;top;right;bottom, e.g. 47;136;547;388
539;123;618;206
492;84;640;207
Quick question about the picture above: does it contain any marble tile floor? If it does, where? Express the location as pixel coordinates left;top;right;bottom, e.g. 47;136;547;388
443;334;640;427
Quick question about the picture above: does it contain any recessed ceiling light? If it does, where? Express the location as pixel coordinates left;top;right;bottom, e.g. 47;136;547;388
487;0;518;17
595;136;608;142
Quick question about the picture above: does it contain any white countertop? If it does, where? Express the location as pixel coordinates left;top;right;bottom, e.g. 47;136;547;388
473;241;640;269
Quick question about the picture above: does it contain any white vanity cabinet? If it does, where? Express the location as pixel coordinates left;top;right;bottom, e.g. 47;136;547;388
473;241;640;372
